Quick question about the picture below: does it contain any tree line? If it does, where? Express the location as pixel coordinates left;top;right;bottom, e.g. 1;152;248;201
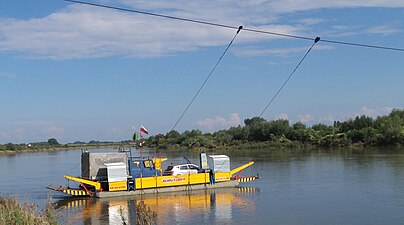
145;109;404;149
0;138;131;152
1;109;403;152
0;138;61;151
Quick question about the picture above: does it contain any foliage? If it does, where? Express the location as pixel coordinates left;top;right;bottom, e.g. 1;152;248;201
1;109;403;152
136;201;157;225
47;138;60;146
0;195;58;225
145;109;404;149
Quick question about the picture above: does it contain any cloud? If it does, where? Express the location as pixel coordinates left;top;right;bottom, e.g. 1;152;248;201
318;114;337;124
0;128;25;143
234;46;309;58
125;0;404;15
0;3;292;59
43;125;64;136
106;127;124;136
299;18;325;25
298;106;395;126
266;0;404;13
298;114;313;123
366;25;400;36
196;113;241;130
275;113;289;120
0;121;65;143
0;131;11;140
0;0;402;59
233;44;334;57
359;106;394;117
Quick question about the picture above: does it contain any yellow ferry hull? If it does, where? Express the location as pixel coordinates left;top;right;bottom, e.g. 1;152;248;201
135;172;231;189
96;180;239;198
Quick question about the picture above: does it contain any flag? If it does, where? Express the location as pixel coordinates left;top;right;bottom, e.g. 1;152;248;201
140;125;149;135
132;133;139;141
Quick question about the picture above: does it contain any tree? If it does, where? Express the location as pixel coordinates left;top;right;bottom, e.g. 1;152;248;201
47;138;60;146
268;119;290;137
353;115;374;130
244;117;266;127
5;143;16;150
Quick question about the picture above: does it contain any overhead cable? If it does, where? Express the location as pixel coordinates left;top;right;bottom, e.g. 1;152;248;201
259;37;320;117
64;0;404;52
171;26;243;131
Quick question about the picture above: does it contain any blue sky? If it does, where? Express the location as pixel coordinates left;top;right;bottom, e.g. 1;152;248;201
1;0;403;143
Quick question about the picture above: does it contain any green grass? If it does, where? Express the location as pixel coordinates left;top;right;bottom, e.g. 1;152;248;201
0;196;58;225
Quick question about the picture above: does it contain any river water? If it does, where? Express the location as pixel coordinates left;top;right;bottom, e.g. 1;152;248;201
1;147;404;225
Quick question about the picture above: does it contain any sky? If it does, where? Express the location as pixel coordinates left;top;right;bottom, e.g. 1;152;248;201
0;0;403;144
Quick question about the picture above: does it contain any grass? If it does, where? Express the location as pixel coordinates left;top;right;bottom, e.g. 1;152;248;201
135;201;157;225
0;195;58;225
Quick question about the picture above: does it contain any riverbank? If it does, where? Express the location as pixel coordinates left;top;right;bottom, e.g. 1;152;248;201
0;143;133;155
0;196;57;225
147;109;403;150
1;141;402;155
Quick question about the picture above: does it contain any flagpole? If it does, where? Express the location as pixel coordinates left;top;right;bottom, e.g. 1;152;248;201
139;125;142;158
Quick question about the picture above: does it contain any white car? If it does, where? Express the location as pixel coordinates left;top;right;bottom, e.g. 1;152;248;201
163;163;200;176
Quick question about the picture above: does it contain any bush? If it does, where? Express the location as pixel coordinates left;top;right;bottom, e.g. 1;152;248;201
0;196;58;225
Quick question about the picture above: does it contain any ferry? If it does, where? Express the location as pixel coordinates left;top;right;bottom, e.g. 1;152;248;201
48;149;259;198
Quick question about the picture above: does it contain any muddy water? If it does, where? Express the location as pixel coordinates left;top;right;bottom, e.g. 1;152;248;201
1;147;404;224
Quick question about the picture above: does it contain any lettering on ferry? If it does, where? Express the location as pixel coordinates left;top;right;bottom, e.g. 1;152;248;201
215;177;229;181
110;185;126;190
162;177;186;183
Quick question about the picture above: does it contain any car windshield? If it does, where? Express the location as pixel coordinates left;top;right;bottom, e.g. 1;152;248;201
189;165;199;170
165;166;173;171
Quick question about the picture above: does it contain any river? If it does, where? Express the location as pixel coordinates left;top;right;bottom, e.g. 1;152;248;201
1;147;404;225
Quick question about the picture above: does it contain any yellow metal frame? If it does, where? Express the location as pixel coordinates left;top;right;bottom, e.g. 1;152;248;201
64;161;254;192
230;161;254;176
109;181;127;192
135;161;254;190
63;189;88;196
65;175;102;191
136;172;210;189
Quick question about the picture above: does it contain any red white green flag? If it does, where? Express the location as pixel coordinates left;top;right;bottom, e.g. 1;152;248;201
140;125;149;135
132;133;140;141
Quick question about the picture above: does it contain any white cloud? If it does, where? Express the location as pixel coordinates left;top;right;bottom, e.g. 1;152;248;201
0;131;11;140
318;114;337;124
300;106;396;126
234;46;308;58
298;114;313;123
359;106;394;117
0;0;402;59
366;25;400;35
43;125;64;136
106;127;124;136
276;113;289;120
124;0;404;15
0;128;26;143
0;3;290;59
266;0;404;13
0;121;65;143
196;113;241;130
233;44;334;58
299;18;325;25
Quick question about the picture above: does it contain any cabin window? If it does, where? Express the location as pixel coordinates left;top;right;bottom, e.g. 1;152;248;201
133;161;140;168
180;165;188;170
166;165;173;171
143;160;154;168
189;165;198;170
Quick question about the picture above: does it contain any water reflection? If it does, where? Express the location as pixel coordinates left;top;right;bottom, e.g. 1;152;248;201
55;187;259;224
